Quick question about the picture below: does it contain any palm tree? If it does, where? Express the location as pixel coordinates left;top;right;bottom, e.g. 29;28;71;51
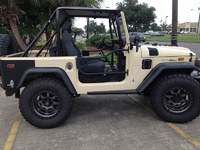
0;0;27;51
0;0;103;51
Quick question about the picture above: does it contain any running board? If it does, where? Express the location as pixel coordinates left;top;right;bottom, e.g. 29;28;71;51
87;90;138;95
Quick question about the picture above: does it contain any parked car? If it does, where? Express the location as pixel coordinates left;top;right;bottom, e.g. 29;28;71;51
180;31;189;34
129;32;146;43
82;33;87;38
150;31;165;36
72;33;75;41
168;30;172;34
144;30;153;35
150;32;160;36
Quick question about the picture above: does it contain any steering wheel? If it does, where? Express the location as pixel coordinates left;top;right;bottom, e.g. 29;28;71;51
97;35;107;49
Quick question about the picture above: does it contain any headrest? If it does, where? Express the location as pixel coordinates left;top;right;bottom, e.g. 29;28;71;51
62;21;72;31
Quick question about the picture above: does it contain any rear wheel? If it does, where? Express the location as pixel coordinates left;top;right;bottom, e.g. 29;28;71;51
19;78;74;128
151;74;200;123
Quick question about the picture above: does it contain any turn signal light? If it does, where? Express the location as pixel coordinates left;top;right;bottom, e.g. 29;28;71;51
178;58;184;61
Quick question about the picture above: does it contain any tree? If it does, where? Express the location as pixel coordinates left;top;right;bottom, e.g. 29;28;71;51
84;20;105;34
160;24;167;31
150;23;161;31
0;0;104;51
72;27;83;42
0;1;27;51
0;19;9;34
20;1;56;42
96;23;106;34
117;0;156;32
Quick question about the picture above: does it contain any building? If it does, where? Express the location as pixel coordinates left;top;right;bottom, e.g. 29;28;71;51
168;22;199;33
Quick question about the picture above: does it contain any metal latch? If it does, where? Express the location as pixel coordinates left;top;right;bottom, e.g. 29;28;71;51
189;53;193;62
7;80;14;88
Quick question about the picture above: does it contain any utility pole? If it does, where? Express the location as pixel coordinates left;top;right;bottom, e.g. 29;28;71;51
198;7;200;35
171;0;178;46
165;16;168;25
191;7;200;35
87;17;89;39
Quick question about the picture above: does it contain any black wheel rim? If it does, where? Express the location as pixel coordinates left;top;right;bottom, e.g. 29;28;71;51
162;87;193;114
31;91;61;118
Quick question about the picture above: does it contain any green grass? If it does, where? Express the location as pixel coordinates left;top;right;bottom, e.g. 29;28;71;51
146;34;200;43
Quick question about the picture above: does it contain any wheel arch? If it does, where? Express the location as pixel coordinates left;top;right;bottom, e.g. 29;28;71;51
18;67;77;96
137;62;200;93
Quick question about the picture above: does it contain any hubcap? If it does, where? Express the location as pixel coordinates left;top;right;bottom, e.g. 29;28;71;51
31;91;61;118
162;87;193;114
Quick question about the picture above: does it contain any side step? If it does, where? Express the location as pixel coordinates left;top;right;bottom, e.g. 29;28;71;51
87;90;138;95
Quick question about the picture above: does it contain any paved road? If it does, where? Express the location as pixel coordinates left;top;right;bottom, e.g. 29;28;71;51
1;93;200;150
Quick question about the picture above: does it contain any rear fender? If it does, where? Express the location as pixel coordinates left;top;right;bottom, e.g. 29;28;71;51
3;67;77;96
18;67;77;95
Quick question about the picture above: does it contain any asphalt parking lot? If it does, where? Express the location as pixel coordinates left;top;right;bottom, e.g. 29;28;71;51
1;41;200;150
1;90;200;150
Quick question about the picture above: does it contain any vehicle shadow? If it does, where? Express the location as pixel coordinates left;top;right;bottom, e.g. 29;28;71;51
65;94;152;125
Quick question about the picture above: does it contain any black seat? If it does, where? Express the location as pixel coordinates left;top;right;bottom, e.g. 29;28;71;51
61;22;105;73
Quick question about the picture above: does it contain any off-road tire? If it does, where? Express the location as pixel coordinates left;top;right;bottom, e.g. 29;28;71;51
0;34;11;56
19;77;74;128
151;74;200;123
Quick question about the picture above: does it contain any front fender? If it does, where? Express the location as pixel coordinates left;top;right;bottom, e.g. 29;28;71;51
137;62;200;93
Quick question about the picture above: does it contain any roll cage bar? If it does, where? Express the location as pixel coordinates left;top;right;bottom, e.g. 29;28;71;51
21;7;125;57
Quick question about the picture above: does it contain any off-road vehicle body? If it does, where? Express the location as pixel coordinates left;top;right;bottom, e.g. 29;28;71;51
1;7;200;128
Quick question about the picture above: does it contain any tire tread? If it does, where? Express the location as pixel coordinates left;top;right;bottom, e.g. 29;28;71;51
151;73;200;123
19;77;74;128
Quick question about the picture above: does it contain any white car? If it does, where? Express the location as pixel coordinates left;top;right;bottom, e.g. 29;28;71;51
180;31;189;34
144;30;153;35
82;33;87;38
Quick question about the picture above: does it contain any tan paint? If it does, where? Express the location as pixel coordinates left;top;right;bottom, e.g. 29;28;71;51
1;11;196;94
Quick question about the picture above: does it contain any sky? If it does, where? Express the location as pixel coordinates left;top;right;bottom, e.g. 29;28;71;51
74;0;200;30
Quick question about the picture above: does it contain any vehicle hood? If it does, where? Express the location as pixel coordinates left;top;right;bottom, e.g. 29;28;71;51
141;45;195;58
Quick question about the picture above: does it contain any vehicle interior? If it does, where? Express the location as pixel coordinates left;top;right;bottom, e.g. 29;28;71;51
21;7;130;83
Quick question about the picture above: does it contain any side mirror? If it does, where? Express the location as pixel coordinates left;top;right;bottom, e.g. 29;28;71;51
130;43;133;50
135;35;140;42
136;41;139;52
134;35;140;52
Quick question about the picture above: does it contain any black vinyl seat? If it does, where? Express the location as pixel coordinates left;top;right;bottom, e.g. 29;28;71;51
61;22;105;73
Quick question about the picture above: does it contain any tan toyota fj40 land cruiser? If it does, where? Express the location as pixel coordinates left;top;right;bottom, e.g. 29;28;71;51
1;7;200;128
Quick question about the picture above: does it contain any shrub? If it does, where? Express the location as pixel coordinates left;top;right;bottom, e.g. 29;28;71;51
85;34;112;47
75;42;87;50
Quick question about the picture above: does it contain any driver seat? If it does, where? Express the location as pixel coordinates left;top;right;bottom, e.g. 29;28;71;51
62;22;105;73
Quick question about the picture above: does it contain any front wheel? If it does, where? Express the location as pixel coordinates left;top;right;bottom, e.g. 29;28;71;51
151;74;200;123
19;78;73;128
